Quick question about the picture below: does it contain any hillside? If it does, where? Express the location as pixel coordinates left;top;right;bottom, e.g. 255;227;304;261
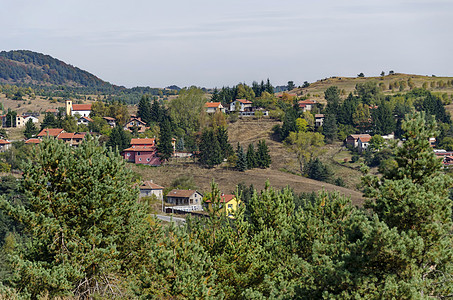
0;50;116;90
130;118;364;206
294;73;453;104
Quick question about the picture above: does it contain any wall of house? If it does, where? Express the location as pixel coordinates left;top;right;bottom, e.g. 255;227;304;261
140;189;163;200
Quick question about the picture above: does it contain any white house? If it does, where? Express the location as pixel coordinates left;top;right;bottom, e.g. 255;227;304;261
16;115;39;128
358;135;372;153
77;116;93;126
139;180;164;200
205;102;225;114
229;99;253;112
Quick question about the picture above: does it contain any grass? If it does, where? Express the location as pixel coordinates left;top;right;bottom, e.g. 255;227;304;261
129;118;365;207
294;73;453;104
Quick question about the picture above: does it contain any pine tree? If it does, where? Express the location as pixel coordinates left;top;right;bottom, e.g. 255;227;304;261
235;143;247;171
246;143;257;169
23;119;38;139
106;125;130;152
0;137;152;298
157;118;173;162
322;113;338;143
216;125;233;159
150;99;162;123
256;140;271;168
137;95;151;124
198;128;222;168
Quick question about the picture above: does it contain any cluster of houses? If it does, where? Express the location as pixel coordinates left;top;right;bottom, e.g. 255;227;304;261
204;99;269;117
138;180;240;218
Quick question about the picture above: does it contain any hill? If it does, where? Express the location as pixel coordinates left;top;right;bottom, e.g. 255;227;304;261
294;73;453;103
0;50;116;91
130;118;364;206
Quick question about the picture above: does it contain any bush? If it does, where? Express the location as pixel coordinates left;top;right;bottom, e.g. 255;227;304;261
351;154;360;163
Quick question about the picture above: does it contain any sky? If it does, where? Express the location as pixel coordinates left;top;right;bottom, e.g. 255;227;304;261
1;0;452;88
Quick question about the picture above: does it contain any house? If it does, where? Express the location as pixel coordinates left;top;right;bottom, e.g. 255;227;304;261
165;189;203;212
139;180;164;200
65;100;92;117
77;116;93;126
57;132;87;146
102;117;116;127
130;138;156;148
45;109;59;116
122;145;161;166
315;114;324;128
25;138;41;145
0;139;11;152
37;128;65;138
123;117;148;133
357;135;372;153
16;115;39;128
298;100;317;112
204;194;240;218
346;134;372;148
229;99;253;113
205;102;225;114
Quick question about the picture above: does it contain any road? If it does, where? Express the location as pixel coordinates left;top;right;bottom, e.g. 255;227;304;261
154;214;186;224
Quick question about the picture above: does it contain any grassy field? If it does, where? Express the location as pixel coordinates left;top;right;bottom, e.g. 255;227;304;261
294;73;453;104
129;117;365;206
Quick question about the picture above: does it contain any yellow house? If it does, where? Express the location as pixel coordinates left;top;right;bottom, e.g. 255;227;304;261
204;194;240;218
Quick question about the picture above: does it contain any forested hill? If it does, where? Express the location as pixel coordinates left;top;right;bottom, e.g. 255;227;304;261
0;50;116;90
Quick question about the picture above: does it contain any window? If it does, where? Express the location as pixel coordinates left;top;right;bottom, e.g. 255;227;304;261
139;158;142;161
228;204;233;209
147;158;150;162
126;153;130;157
137;152;141;155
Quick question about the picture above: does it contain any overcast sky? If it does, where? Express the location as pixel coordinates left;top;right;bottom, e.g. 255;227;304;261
1;0;452;88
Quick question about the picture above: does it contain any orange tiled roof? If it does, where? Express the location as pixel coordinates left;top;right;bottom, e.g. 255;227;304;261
122;146;156;152
37;128;64;137
140;180;164;190
72;104;92;111
25;138;41;144
58;133;75;139
0;139;10;145
236;99;252;104
166;189;198;198
205;102;222;108
205;194;236;203
131;138;155;145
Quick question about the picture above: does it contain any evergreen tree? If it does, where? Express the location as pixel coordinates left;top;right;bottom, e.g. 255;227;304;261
371;100;395;135
265;78;274;94
137;95;151;124
246;143;257;169
256;140;271;168
157;118;173;162
41;112;58;130
5;110;16;128
280;108;298;140
0;137;153;298
23;119;38;139
150;98;162;123
198;128;222;168
216;125;233;159
235;143;247;171
106;125;130;152
322;113;338;143
176;137;184;152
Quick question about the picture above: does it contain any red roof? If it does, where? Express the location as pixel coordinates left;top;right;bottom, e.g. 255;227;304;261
103;117;115;121
58;132;75;139
205;194;236;203
166;189;198;198
72;104;92;111
79;116;93;122
359;136;372;143
45;109;57;113
37;128;64;137
140;180;164;190
205;102;222;108
0;139;10;145
131;138;155;145
25;138;41;144
236;99;252;104
298;100;316;105
122;146;156;152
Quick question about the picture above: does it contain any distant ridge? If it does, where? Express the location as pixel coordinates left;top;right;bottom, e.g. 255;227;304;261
0;50;117;90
